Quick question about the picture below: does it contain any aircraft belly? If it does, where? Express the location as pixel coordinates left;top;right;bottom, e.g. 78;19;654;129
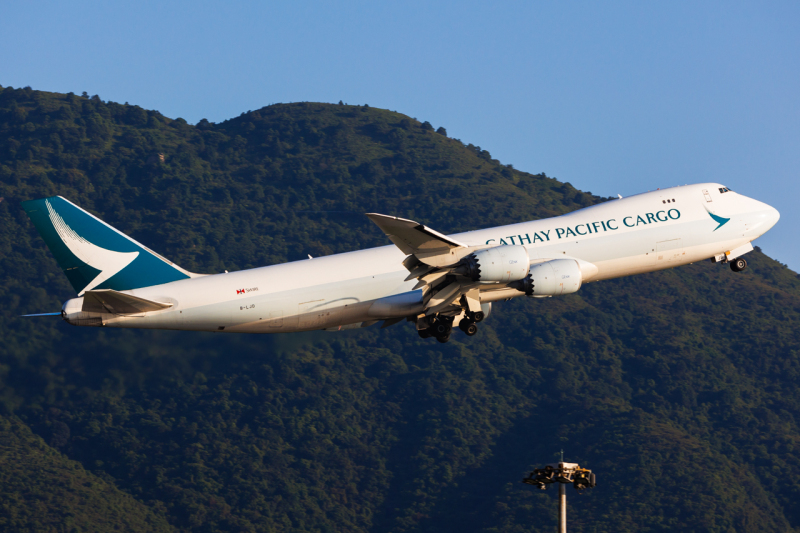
222;270;412;333
590;238;750;281
228;301;374;333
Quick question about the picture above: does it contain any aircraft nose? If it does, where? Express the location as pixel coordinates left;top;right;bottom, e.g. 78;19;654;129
765;205;780;230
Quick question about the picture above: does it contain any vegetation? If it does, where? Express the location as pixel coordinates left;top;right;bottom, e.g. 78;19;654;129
0;415;174;532
1;85;799;532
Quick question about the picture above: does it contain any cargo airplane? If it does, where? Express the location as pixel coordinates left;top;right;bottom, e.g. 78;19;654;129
22;183;779;342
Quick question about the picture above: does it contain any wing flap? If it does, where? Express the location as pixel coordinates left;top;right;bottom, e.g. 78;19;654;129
82;289;173;315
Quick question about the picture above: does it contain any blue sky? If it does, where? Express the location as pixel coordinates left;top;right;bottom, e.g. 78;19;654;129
3;1;799;268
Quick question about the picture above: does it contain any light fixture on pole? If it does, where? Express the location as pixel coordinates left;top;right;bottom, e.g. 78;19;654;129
522;458;596;532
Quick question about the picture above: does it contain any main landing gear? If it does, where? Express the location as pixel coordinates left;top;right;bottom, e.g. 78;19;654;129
730;257;747;272
416;317;448;341
418;310;485;343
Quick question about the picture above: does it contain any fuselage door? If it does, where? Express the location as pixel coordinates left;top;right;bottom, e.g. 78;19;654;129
703;189;712;202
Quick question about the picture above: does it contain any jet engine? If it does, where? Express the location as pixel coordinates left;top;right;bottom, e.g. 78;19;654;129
454;245;530;282
510;259;583;296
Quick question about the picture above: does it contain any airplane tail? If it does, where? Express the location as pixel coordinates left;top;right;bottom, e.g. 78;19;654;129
22;196;195;295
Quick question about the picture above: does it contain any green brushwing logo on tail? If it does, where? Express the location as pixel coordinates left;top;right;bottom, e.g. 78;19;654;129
22;196;191;295
705;207;730;231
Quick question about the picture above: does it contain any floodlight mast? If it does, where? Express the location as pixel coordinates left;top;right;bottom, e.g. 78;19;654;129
522;460;596;533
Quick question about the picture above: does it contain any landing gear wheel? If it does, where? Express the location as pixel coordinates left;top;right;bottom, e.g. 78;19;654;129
432;320;450;336
730;258;747;272
459;320;478;336
436;333;451;343
418;328;433;339
472;311;485;323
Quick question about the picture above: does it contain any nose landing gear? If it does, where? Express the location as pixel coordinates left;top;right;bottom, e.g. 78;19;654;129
730;257;747;272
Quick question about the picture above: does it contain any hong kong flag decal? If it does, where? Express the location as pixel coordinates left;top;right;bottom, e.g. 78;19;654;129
236;289;245;294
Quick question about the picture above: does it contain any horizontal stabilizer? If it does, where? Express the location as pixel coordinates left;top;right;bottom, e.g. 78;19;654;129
367;213;467;266
82;289;173;315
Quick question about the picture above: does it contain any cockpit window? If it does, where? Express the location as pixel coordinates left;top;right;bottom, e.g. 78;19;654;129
719;187;732;194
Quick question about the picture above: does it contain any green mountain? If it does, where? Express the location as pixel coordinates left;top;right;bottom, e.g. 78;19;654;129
0;415;174;532
1;85;799;532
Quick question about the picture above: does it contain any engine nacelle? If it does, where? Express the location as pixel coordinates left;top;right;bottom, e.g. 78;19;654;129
510;259;583;296
454;245;530;282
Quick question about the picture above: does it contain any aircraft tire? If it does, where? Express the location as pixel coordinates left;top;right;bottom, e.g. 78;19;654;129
459;320;478;336
730;258;747;272
436;333;451;343
418;328;433;339
432;320;449;336
472;311;485;323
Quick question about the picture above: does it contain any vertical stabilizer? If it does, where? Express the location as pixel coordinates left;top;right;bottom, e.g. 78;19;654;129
22;196;194;294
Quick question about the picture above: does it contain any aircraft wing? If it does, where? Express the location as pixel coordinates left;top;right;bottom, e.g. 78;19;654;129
82;289;173;315
368;213;495;317
366;213;471;267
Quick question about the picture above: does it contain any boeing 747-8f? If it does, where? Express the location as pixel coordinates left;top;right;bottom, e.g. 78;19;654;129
23;183;779;342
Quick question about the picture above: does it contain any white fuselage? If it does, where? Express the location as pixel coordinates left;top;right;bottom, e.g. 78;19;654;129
63;183;779;333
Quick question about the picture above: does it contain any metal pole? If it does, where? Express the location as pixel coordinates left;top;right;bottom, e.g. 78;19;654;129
559;482;566;533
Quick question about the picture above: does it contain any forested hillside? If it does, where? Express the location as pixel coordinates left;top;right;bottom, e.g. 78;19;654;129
1;85;799;532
